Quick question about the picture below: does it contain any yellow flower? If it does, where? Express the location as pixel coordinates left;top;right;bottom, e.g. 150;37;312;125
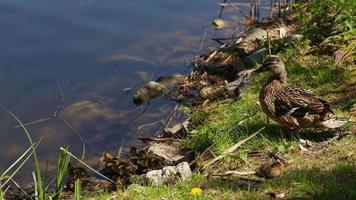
190;187;203;196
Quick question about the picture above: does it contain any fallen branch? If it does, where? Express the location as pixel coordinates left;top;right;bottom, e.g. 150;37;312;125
202;127;265;170
210;170;256;176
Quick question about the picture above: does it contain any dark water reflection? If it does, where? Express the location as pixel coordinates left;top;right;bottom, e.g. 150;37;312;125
0;0;257;179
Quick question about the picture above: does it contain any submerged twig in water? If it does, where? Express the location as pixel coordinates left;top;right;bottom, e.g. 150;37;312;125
62;119;86;160
13;117;50;129
123;80;145;94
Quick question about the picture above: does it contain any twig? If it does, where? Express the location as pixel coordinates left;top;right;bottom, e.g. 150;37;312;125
62;118;86;160
123;80;145;94
60;147;116;185
222;55;232;65
269;0;274;19
225;0;251;20
202;127;265;170
206;50;218;62
218;0;227;18
56;80;65;102
190;143;215;166
212;38;225;45
137;137;180;143
210;170;256;176
267;30;272;55
228;112;257;133
13;117;50;129
137;120;165;133
199;27;209;50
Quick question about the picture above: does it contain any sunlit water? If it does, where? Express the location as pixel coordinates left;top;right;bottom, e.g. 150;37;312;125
0;0;265;180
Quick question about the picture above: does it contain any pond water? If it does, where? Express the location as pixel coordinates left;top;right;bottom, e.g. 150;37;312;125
0;0;261;180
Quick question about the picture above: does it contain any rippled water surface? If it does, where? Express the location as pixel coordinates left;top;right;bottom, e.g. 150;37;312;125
0;0;256;178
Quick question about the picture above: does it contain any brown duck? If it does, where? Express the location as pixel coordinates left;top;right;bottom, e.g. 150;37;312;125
254;55;345;131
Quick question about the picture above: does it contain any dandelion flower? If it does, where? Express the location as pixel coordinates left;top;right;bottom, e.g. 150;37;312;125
190;187;203;196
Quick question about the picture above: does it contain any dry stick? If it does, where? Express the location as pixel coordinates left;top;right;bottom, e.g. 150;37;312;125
137;137;180;143
165;104;178;129
218;0;227;18
123;80;145;94
212;38;225;45
202;127;265;170
269;0;274;19
257;0;260;20
199;27;209;50
222;55;232;65
13;117;50;129
205;50;218;62
62;118;86;160
10;178;29;197
210;170;256;176
60;147;117;185
267;30;272;55
190;143;215;166
225;0;251;20
56;80;65;102
228;112;257;133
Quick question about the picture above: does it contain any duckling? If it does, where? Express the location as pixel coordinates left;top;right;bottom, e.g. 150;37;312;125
99;151;137;178
259;160;283;178
129;147;166;173
68;165;90;180
254;55;346;131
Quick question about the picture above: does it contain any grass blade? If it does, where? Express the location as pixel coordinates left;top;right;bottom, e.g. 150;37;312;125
53;147;71;200
0;105;45;199
0;141;41;188
74;179;81;200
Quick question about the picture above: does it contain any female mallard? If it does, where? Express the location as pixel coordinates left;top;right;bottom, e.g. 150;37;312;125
254;55;345;131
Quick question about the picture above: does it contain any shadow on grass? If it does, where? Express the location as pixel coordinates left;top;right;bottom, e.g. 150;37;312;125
202;164;356;200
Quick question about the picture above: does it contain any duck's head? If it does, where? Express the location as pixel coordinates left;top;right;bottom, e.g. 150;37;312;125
253;55;287;83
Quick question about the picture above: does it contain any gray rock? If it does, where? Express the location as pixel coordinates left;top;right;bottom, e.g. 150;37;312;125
175;162;192;180
227;69;256;96
244;48;268;66
146;169;164;185
284;34;304;44
145;162;192;185
244;28;268;43
133;81;168;105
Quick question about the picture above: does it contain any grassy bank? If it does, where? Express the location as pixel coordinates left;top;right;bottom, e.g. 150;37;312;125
85;1;355;199
2;1;354;199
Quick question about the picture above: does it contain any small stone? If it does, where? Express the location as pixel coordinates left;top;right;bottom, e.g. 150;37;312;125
244;48;268;66
163;123;186;138
212;19;228;28
133;81;168;105
175;162;192;180
284;34;304;44
146;169;163;185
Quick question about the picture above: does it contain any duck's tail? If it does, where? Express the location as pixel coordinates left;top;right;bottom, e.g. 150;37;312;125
321;118;347;129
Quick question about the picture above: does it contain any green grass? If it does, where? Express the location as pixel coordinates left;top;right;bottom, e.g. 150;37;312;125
0;106;73;200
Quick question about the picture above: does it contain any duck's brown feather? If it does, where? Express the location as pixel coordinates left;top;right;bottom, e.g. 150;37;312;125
259;78;333;129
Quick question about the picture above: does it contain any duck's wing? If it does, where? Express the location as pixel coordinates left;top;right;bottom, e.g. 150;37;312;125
274;85;332;118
